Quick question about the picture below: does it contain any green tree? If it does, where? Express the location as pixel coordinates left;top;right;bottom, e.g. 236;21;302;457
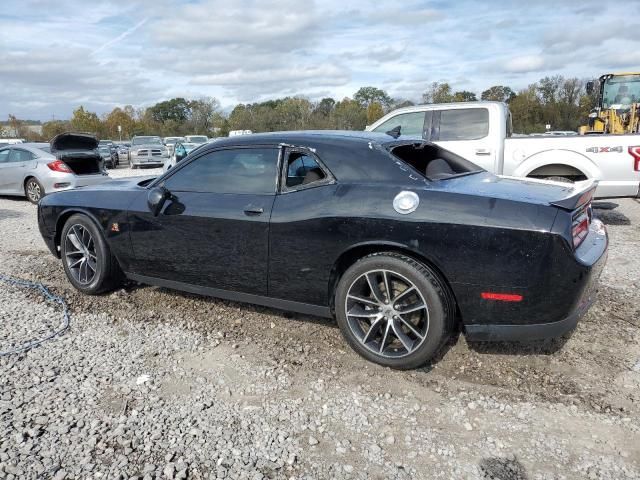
70;106;101;134
42;120;71;140
480;86;515;102
366;102;385;124
422;82;453;103
333;98;367;130
452;90;477;102
147;98;191;124
354;87;392;108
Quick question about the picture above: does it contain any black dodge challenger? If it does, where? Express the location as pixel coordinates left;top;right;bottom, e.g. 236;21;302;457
38;131;608;369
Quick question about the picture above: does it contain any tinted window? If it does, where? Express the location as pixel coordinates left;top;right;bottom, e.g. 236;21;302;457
372;112;425;137
8;149;34;162
0;149;10;163
438;108;489;141
165;148;278;194
286;152;326;188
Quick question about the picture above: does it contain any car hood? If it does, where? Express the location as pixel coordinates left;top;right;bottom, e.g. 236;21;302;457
50;132;99;152
429;172;595;209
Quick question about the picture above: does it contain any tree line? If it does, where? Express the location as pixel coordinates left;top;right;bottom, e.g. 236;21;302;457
7;75;597;142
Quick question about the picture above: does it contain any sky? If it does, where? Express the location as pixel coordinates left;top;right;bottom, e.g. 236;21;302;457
1;0;640;121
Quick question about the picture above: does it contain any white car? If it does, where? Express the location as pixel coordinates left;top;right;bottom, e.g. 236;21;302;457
367;101;640;199
0;134;109;203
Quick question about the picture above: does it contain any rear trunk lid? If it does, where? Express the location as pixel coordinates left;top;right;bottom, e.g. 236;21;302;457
50;133;103;175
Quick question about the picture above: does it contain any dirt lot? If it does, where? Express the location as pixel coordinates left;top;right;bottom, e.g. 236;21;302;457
1;166;639;479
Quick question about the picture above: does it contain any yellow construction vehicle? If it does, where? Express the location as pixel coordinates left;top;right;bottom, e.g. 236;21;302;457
580;72;640;135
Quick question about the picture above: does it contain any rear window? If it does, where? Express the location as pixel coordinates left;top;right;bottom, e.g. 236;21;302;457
437;108;489;141
389;142;483;181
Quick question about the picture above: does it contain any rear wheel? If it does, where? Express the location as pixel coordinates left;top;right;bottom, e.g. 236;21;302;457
60;214;122;294
25;177;44;204
335;252;454;369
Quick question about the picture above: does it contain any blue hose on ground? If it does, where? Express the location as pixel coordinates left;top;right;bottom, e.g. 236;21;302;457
0;274;70;356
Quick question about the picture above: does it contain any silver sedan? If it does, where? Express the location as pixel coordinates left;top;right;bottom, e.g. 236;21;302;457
0;143;109;204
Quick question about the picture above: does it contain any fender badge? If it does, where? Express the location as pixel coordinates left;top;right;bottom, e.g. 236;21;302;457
111;223;120;232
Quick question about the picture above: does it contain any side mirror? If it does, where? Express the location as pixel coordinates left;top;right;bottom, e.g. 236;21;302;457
175;151;186;162
147;186;170;216
586;81;594;95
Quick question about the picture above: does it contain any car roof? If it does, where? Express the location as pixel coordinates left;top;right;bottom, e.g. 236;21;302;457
211;130;398;147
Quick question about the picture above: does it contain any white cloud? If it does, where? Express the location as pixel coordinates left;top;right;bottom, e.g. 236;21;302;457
504;55;547;73
1;0;640;120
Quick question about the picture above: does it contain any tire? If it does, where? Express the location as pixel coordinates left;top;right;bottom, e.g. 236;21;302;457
335;252;454;369
60;214;123;294
544;176;574;184
24;177;44;204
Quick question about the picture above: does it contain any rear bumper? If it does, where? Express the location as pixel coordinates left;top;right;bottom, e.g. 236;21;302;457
40;172;109;193
464;220;608;342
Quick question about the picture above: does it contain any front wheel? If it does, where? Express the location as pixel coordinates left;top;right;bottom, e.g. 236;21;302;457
335;253;454;369
60;214;122;294
25;177;44;204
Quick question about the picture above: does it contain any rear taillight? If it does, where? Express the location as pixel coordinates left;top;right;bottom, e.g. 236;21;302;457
572;205;591;249
630;146;640;172
47;160;73;173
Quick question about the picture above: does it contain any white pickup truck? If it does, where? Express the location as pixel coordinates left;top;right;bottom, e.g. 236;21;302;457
366;101;640;198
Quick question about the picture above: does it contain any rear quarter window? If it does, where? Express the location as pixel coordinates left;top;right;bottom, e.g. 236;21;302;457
438;108;489;141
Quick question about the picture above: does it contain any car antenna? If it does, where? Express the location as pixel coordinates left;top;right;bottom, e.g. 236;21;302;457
385;126;401;139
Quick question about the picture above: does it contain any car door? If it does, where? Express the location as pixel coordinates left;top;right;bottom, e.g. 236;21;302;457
268;147;337;306
431;107;497;170
0;148;34;194
127;146;279;296
0;148;12;192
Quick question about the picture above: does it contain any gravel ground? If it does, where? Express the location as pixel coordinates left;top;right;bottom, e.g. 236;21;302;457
0;165;639;479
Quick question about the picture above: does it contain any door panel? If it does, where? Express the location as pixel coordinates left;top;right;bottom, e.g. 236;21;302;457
128;192;274;295
0;148;28;193
268;184;339;305
127;146;279;296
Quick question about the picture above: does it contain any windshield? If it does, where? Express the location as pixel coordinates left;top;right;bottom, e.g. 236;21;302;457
164;137;183;143
602;75;640;108
187;136;207;143
99;147;110;153
132;137;162;146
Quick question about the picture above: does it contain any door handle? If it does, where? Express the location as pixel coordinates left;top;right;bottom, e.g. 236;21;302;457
244;205;264;216
474;148;491;156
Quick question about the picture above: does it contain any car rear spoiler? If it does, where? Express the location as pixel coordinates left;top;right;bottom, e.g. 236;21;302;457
550;180;598;211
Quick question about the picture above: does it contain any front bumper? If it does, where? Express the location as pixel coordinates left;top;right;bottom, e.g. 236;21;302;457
130;156;166;167
464;219;608;342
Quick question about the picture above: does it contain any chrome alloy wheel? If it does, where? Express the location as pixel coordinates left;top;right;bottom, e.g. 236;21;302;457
26;180;42;202
345;269;430;358
64;224;97;285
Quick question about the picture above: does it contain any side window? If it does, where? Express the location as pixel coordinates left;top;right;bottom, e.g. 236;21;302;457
437;108;489;141
8;148;34;162
372;112;426;137
285;151;327;188
165;148;278;194
0;149;10;163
